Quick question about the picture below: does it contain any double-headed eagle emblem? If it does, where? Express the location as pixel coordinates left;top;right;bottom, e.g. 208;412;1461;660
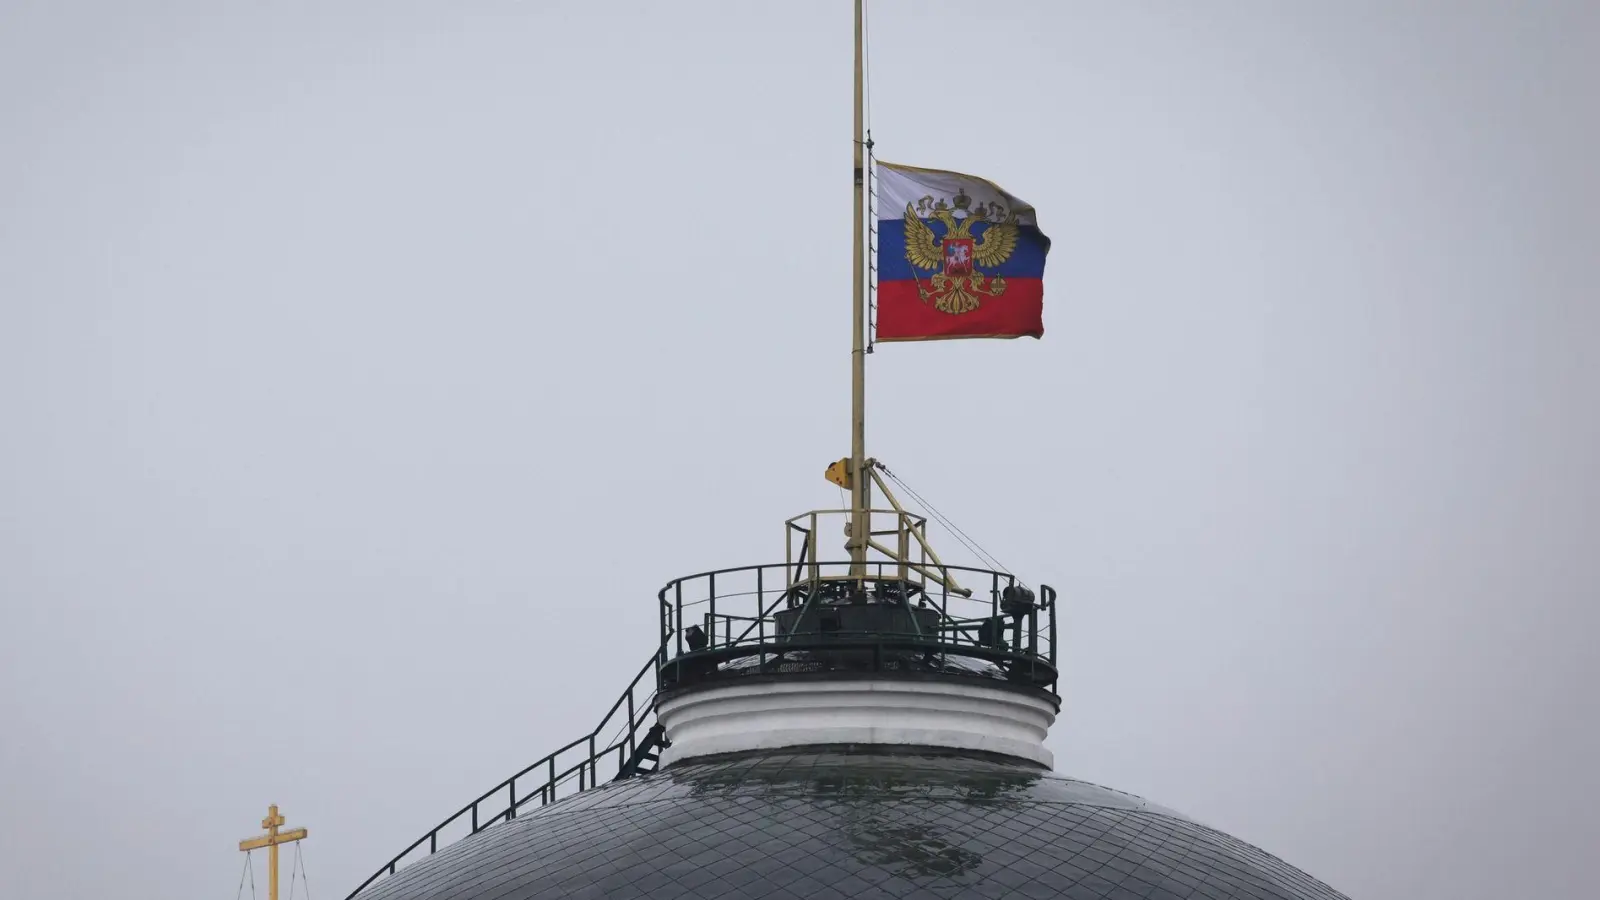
901;187;1020;315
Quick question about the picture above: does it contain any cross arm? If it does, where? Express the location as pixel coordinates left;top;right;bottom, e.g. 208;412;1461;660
239;828;308;851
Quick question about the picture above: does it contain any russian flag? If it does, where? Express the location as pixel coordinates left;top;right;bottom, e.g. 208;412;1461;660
875;162;1050;342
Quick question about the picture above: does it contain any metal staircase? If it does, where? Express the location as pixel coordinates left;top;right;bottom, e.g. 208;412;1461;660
345;650;665;898
617;723;669;779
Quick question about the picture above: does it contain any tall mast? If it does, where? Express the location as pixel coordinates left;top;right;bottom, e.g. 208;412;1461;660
849;0;870;574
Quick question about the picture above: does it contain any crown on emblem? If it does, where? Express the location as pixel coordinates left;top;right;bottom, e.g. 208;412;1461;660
914;189;1009;222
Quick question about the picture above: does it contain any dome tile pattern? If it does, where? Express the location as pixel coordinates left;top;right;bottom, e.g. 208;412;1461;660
359;748;1348;900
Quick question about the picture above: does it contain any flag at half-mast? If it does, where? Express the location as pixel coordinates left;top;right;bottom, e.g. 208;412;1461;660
875;162;1050;341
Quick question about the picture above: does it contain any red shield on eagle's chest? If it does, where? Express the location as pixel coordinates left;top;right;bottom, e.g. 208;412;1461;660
941;237;975;276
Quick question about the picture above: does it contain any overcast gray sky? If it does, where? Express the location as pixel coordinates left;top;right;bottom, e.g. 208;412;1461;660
2;2;1597;898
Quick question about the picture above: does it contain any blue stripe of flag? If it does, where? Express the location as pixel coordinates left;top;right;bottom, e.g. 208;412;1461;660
877;219;1050;283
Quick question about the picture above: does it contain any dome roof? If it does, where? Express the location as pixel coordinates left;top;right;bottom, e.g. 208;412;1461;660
358;746;1348;900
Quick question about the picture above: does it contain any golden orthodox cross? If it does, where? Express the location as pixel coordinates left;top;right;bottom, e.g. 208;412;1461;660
238;804;308;900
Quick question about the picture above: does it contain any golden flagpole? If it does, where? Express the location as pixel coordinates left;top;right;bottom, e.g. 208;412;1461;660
849;0;870;575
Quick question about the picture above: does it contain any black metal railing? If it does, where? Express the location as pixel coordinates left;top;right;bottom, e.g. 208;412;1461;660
658;561;1058;695
344;650;663;898
348;560;1059;897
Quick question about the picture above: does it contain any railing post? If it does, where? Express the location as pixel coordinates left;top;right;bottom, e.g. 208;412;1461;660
674;582;683;657
898;512;909;582
1046;585;1058;690
548;756;556;803
471;802;479;834
809;512;819;584
627;691;636;757
429;832;436;854
509;779;518;819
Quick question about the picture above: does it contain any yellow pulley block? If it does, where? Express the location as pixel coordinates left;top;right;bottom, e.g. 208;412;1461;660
824;457;852;489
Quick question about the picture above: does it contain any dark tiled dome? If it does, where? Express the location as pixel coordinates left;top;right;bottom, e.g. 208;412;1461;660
359;747;1348;900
